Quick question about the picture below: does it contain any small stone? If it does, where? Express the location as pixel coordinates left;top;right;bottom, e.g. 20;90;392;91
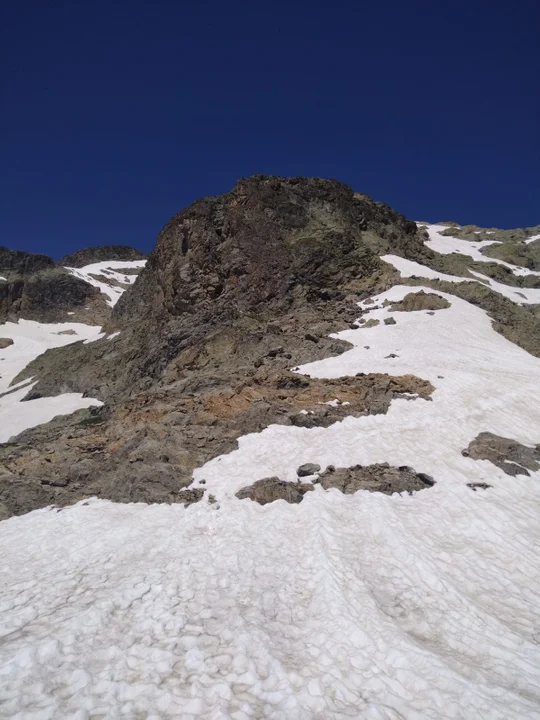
0;338;14;349
305;333;319;343
267;346;284;357
384;317;396;325
297;463;321;477
385;353;399;359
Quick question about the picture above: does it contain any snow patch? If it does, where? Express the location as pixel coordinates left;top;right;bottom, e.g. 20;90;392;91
0;320;103;441
64;260;146;307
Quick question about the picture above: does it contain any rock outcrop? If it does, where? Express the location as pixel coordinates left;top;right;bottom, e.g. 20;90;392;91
0;175;437;517
59;245;145;268
463;432;540;476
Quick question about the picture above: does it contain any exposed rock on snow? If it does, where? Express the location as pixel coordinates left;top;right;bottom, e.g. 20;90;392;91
317;462;435;494
389;290;450;312
0;371;434;516
296;462;321;477
236;477;314;504
463;431;540;477
0;337;14;348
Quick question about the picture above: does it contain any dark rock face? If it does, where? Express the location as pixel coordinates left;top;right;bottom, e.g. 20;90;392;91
317;463;435;495
59;245;145;268
0;268;107;324
463;432;540;476
0;247;54;275
236;477;314;505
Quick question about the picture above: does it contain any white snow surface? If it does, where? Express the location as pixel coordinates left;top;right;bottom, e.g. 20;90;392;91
0;320;103;442
64;260;146;307
525;233;540;245
0;276;6;281
1;286;540;718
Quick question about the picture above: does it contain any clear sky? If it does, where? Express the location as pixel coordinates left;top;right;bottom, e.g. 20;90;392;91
1;0;538;258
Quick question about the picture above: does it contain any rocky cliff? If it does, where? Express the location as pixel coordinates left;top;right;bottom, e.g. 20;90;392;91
1;175;438;516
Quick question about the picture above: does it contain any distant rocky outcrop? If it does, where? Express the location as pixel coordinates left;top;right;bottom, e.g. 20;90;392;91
59;245;145;268
0;266;109;325
0;246;54;275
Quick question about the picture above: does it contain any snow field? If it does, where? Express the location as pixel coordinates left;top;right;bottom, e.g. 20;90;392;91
1;285;540;718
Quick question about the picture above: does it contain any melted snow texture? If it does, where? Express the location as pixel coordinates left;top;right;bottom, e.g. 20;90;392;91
1;287;540;719
64;260;146;307
0;320;103;442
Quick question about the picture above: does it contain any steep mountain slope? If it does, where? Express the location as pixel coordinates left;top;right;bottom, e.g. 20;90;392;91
1;177;540;719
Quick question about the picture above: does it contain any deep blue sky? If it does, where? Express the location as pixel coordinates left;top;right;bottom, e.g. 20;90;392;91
1;0;539;258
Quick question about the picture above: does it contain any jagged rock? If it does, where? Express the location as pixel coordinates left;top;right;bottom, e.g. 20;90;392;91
297;463;321;477
463;432;540;476
236;477;314;505
59;245;145;268
384;317;396;325
317;463;435;495
0;338;14;349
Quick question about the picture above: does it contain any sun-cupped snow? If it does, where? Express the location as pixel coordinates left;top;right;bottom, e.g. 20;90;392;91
421;223;540;277
64;259;146;307
0;320;103;442
1;286;540;719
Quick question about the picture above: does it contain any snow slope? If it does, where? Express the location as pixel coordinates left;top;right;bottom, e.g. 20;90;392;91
0;320;103;442
64;260;146;307
421;223;540;278
1;286;540;718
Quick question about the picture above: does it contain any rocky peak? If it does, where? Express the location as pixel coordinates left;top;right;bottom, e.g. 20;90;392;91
113;175;420;329
0;247;54;275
